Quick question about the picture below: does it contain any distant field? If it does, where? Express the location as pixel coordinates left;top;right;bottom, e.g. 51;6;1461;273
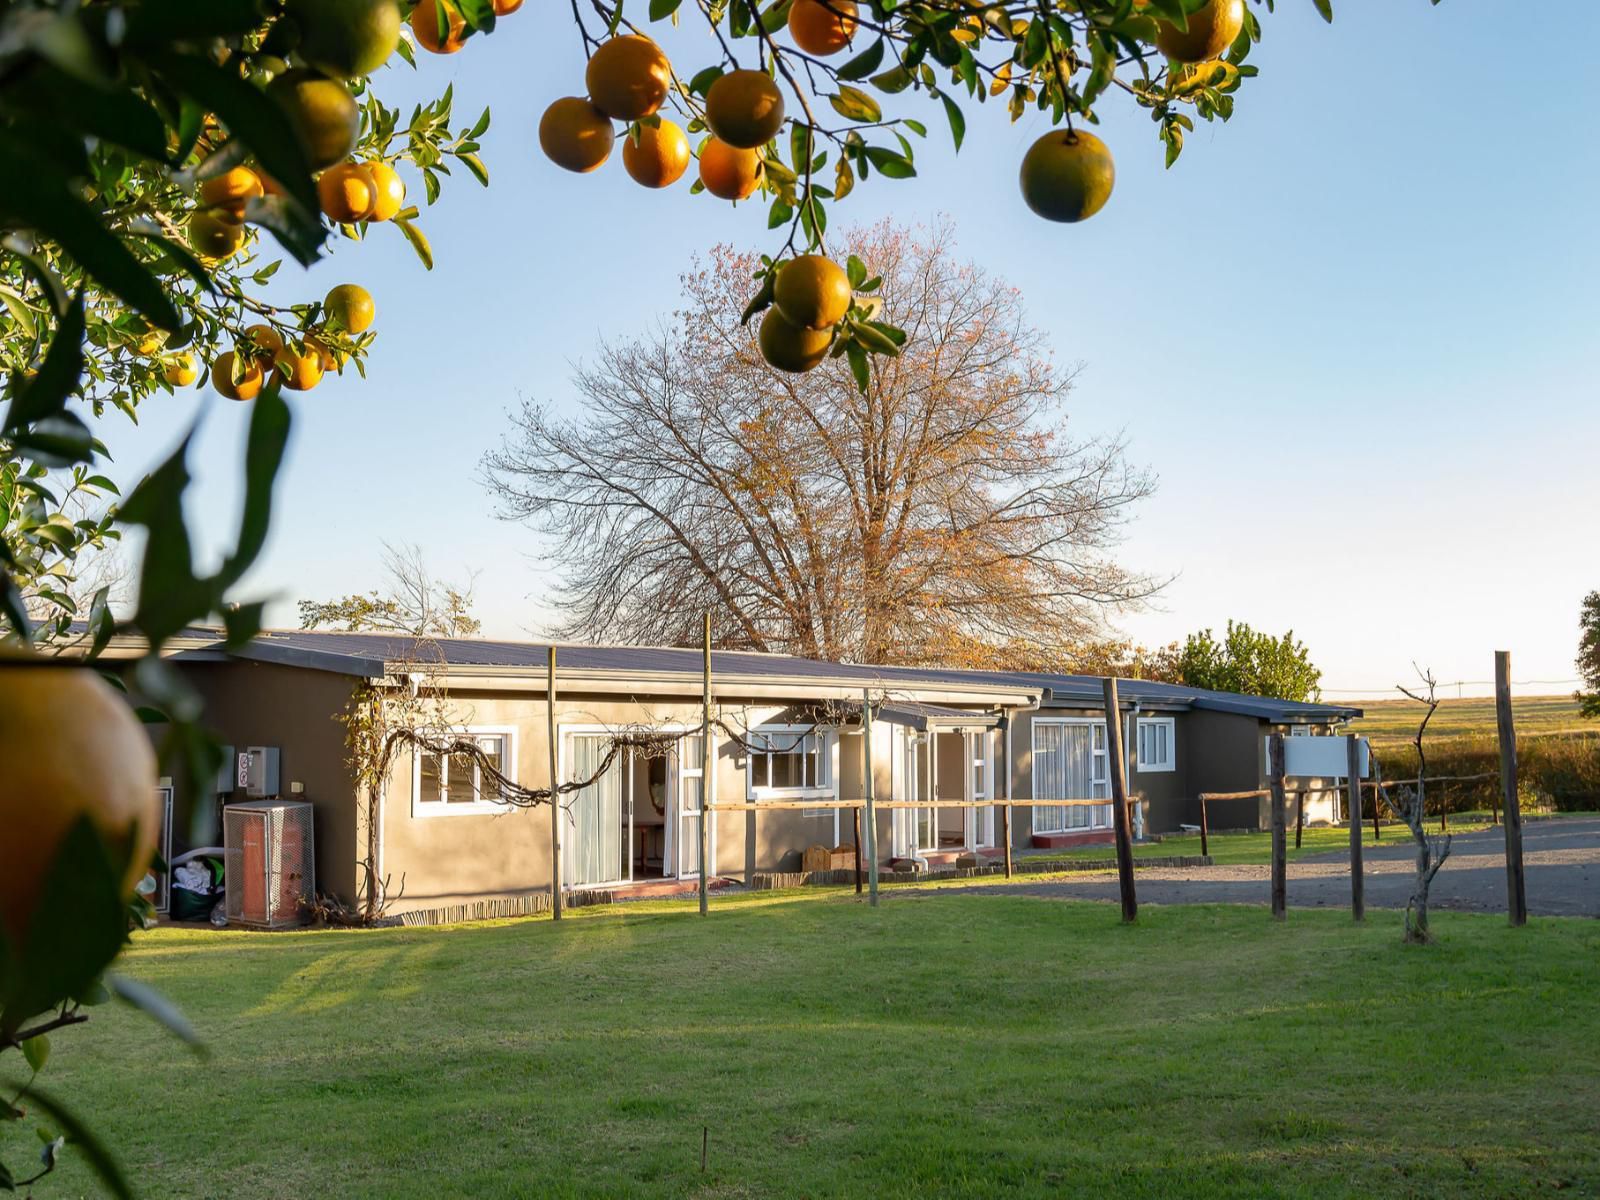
1349;694;1587;746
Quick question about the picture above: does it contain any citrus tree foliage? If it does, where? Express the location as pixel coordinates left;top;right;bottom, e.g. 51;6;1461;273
551;0;1409;370
1177;618;1321;701
485;221;1157;665
1578;590;1600;720
0;0;493;1189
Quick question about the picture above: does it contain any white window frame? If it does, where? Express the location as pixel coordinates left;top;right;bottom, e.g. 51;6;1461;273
1030;717;1112;834
411;725;518;818
1134;716;1176;774
745;725;833;801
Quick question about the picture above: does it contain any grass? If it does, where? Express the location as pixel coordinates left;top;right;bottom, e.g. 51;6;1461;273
1350;694;1586;747
17;893;1600;1198
1018;813;1554;868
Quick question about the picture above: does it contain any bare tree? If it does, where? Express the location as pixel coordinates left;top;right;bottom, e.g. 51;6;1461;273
483;220;1158;666
1371;666;1453;944
298;541;481;638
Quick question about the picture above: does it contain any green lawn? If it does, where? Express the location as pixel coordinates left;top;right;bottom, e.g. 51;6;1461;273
1350;693;1586;746
1022;815;1528;868
17;895;1599;1198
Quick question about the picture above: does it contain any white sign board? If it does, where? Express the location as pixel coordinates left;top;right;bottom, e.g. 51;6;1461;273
1268;734;1370;779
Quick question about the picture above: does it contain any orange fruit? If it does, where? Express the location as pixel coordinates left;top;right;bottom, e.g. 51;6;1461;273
493;0;522;11
163;352;199;386
774;254;851;330
622;119;691;188
211;350;264;401
788;0;857;55
365;161;406;220
307;334;346;372
318;161;378;222
698;137;761;200
705;69;786;149
268;70;360;170
325;283;376;332
585;35;672;121
274;344;325;391
758;308;832;373
539;97;615;173
199;166;263;221
1018;128;1114;223
244;324;285;355
0;654;160;953
293;0;401;77
132;324;166;356
410;0;466;53
1154;0;1244;63
187;210;246;260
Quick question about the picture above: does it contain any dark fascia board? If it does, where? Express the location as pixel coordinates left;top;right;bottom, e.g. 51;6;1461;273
226;638;387;678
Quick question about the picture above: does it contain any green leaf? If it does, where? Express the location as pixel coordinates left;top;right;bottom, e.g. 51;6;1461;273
853;321;901;356
940;93;965;152
151;52;321;254
457;151;489;186
740;272;776;326
830;86;883;123
0;285;37;338
1;817;129;1035
1312;0;1333;22
2;63;169;163
122;0;264;48
8;1085;132;1200
846;254;867;289
117;434;212;648
395;217;434;270
21;1034;50;1074
5;293;84;433
868;65;914;94
846;340;869;393
836;38;885;82
217;385;291;590
109;975;204;1051
0;134;177;330
650;0;684;17
687;65;725;97
863;145;915;178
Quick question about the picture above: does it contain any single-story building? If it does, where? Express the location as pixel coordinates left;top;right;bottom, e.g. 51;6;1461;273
120;629;1360;921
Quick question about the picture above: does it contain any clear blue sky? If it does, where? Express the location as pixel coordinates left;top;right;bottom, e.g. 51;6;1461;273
102;0;1600;699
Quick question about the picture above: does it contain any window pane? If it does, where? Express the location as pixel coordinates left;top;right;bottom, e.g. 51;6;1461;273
446;749;476;803
477;735;504;801
419;752;443;804
769;745;801;789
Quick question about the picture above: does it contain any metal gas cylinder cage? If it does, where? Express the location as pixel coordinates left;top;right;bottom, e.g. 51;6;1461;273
223;800;315;928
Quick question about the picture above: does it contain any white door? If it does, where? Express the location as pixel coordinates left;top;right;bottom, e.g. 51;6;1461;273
676;734;705;880
566;733;629;887
890;727;931;858
963;731;994;849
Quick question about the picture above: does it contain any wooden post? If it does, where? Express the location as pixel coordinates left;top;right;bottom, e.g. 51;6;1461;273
547;646;562;921
1372;783;1381;843
699;613;712;917
1346;736;1364;922
852;806;862;894
1000;716;1014;878
1495;651;1527;926
1198;792;1210;859
1269;734;1287;921
1294;789;1305;850
863;691;879;906
1101;678;1137;923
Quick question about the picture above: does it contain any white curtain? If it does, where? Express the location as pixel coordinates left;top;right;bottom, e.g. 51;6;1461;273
568;735;622;886
1035;724;1109;832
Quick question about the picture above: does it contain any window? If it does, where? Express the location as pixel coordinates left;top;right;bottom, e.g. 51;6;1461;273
1031;719;1111;833
413;728;515;816
746;727;830;797
1135;717;1176;773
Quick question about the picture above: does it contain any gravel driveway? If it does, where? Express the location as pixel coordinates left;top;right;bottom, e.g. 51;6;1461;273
916;817;1600;917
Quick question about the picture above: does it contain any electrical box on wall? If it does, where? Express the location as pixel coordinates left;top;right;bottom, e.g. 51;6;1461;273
237;747;281;798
